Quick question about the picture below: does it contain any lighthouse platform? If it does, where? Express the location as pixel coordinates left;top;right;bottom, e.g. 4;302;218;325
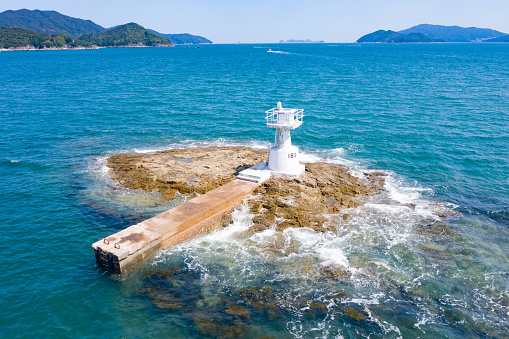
92;99;307;273
91;145;385;275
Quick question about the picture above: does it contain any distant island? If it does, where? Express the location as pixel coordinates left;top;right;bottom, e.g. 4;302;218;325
399;24;506;42
357;30;444;43
279;39;324;43
357;24;508;43
0;9;212;50
148;30;212;45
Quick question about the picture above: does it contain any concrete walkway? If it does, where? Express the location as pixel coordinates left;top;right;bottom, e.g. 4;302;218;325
92;179;259;273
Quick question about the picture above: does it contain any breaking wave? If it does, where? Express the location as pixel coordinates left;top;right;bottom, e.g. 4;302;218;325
86;140;507;337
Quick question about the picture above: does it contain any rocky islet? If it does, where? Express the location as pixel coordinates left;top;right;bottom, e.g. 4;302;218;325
108;146;464;337
106;146;387;235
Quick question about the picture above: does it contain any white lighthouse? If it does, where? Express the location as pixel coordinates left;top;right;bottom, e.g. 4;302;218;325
266;102;305;176
237;102;305;183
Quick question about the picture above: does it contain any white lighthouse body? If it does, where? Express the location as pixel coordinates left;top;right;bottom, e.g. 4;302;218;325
236;102;305;183
266;102;305;177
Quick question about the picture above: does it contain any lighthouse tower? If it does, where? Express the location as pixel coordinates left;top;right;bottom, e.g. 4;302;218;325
266;102;305;176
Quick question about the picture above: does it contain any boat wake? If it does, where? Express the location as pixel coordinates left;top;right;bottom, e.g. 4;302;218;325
267;50;290;54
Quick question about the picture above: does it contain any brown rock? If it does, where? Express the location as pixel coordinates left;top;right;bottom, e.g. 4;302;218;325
245;162;383;233
107;146;267;200
107;147;385;235
224;305;251;319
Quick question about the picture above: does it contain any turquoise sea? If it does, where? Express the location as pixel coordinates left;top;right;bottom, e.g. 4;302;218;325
0;43;508;338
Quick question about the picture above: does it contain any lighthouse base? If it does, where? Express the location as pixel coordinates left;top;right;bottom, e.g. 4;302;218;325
267;146;305;177
237;160;304;184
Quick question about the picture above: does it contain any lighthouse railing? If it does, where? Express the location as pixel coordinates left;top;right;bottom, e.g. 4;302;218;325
265;108;304;129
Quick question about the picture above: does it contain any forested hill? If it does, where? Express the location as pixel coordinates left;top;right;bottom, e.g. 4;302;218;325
398;24;506;42
76;23;172;47
0;9;105;38
149;30;212;44
0;27;73;49
0;9;213;46
0;24;172;49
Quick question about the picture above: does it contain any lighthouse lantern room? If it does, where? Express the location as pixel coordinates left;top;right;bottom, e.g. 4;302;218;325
266;102;305;176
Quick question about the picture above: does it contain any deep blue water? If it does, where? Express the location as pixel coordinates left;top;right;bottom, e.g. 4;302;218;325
0;44;508;338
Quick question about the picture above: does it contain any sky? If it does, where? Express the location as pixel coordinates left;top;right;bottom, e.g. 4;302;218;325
1;0;509;43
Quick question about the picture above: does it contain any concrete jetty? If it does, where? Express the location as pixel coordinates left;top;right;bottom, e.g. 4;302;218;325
93;102;308;273
92;179;259;273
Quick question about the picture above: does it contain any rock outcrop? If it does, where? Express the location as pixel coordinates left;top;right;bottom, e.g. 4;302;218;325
107;146;267;200
244;163;385;234
107;146;386;235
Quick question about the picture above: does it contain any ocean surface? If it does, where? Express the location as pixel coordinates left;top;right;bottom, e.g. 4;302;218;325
0;43;508;338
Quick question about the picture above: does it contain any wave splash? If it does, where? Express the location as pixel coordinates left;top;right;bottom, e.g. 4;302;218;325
85;140;507;337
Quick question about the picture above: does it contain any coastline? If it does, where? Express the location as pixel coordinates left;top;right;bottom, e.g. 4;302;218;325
0;44;173;52
1;46;99;52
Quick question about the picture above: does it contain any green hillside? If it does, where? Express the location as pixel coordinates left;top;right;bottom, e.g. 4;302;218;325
0;27;73;49
149;30;212;44
76;23;172;47
357;30;401;43
398;24;506;42
395;33;439;43
357;30;443;43
0;9;105;38
0;9;211;46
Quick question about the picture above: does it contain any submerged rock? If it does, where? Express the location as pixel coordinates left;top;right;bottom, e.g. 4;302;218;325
139;265;376;337
244;232;299;256
140;266;251;338
224;305;251;319
305;301;329;317
416;221;456;241
321;264;352;280
345;306;367;322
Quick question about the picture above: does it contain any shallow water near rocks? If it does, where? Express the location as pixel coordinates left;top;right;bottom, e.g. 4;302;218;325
0;44;508;338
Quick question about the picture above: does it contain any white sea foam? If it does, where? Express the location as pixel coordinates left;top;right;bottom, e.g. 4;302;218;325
99;140;457;267
133;148;165;154
93;140;463;336
91;139;457;249
94;156;110;176
344;294;383;306
139;143;467;337
300;147;361;171
103;139;272;159
384;175;432;204
298;151;322;163
300;146;458;230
